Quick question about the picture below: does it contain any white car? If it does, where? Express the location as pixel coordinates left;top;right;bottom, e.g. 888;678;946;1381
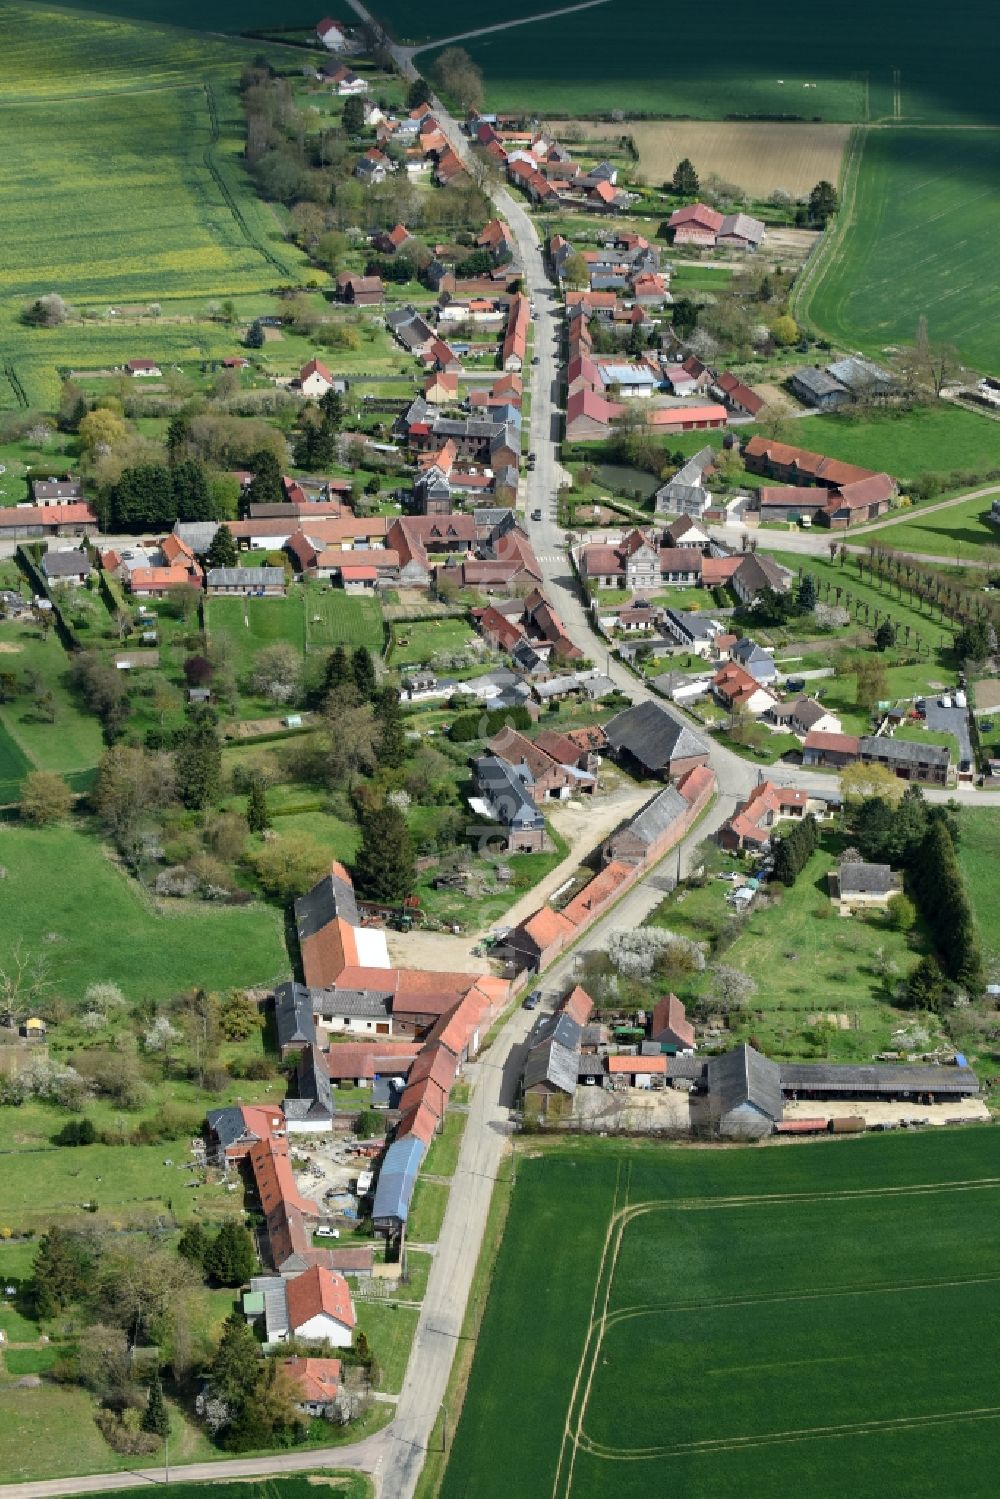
955;690;967;708
316;1225;341;1239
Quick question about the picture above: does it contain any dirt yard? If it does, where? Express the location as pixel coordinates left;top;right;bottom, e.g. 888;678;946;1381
549;120;851;198
782;1097;992;1127
385;775;653;969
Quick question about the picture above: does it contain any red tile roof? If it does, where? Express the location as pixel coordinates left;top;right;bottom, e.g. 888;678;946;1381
282;1356;341;1404
286;1266;356;1333
650;992;695;1047
803;730;861;755
608;1053;667;1074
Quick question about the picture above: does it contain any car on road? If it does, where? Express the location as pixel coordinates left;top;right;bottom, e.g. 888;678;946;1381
531;507;542;521
531;355;540;365
523;989;542;1010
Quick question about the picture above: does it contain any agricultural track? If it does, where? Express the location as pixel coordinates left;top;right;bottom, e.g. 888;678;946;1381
552;1174;1000;1493
202;83;290;278
3;362;28;409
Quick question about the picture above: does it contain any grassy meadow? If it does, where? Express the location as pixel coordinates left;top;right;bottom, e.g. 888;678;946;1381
441;1130;1000;1499
0;822;287;1002
863;493;1000;564
801;128;1000;372
957;807;1000;968
672;403;1000;487
0;4;311;411
207;587;385;679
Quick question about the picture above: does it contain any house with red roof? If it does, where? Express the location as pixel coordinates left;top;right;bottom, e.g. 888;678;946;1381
299;359;334;398
284;1266;356;1347
316;17;348;50
667;203;724;247
281;1356;342;1419
712;662;780;717
649;993;695;1053
719;781;810;852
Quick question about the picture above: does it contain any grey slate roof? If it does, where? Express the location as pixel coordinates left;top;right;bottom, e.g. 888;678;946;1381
707;1043;783;1123
474;754;544;830
312;987;393;1020
174;520;220;553
285;1044;335;1122
206;1105;254;1151
859;735;951;768
295;870;360;939
826;356;893;393
735;552;791;598
780;1061;979;1097
523;1038;580;1095
207;567;285;588
666;608;719;643
274;981;317;1050
624;785;689;847
604;699;710;773
792;366;847;402
838;861;894;895
43;548;89;578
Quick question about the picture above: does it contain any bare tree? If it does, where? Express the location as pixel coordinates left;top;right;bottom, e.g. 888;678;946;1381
0;941;51;1029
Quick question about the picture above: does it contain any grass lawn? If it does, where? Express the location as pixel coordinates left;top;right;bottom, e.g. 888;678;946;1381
770;551;957;655
650;830;923;1060
407;1179;449;1244
352;1301;418;1395
0;823;286;1002
421;1109;466;1179
2;1346;62;1376
400;1248;432;1303
0;5;312;412
0;1382;214;1482
800;128;1000;372
957;807;1000;968
390;618;480;668
0;620;105;781
206;593;306;674
670;403;1000;486
441;1129;1000;1499
303;588;385;655
863;494;1000;565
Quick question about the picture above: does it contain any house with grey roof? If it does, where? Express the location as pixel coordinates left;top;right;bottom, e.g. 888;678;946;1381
731;637;778;685
522;1011;583;1116
858;734;950;786
654;447;716;517
828;860;901;909
206;567;286;595
602;784;689;866
284;1045;335;1132
472;755;546;852
790;366;850;411
825;356;894;399
706;1043;783;1137
42;548;90;584
274;981;318;1059
173;520;220;554
732;552;792;606
662;607;725;654
311;985;394;1035
605;700;710;780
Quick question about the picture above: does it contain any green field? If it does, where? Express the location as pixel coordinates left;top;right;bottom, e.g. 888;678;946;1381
673;403;1000;486
390;617;479;667
801;128;1000;372
863;493;1000;563
442;1130;1000;1499
0;823;286;1001
208;587;384;677
0;4;311;410
0;718;32;805
957;807;1000;967
406;0;998;122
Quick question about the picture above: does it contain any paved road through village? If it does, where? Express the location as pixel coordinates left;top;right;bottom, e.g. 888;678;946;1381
6;21;995;1499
